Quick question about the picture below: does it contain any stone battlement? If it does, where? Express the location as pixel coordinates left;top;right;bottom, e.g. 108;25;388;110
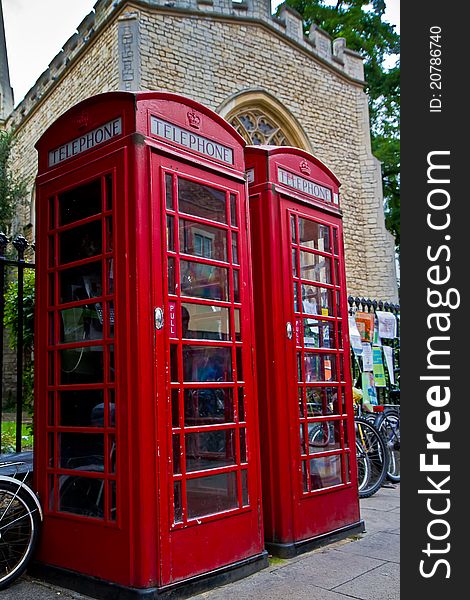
8;0;364;130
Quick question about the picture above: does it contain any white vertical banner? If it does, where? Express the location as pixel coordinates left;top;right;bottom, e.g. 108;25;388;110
383;345;395;385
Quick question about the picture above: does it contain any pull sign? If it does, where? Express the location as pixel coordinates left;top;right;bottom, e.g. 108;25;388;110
154;307;164;330
286;321;293;340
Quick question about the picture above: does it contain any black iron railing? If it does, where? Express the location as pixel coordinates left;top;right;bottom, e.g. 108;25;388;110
347;295;400;405
0;233;35;452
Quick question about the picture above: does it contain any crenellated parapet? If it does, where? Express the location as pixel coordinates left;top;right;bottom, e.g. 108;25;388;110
7;0;364;130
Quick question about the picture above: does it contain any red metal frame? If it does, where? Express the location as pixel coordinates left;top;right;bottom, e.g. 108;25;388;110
34;92;264;590
245;146;361;552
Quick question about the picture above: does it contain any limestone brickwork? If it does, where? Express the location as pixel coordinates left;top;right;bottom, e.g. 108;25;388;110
5;0;398;302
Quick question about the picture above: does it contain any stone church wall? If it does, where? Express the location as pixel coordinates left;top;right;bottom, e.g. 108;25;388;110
6;0;398;301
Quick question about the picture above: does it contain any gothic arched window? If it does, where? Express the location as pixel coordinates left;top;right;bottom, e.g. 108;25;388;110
219;90;312;151
229;109;291;146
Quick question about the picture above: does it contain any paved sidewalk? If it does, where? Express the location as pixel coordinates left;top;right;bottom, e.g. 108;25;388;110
3;484;400;600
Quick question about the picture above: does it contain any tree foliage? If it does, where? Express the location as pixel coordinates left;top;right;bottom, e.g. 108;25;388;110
283;0;400;249
0;130;28;232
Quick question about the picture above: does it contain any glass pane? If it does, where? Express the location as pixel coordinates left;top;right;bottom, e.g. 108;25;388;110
59;220;103;266
49;196;56;229
301;285;334;317
173;435;181;474
234;309;241;341
108;389;116;427
298;219;331;253
292;249;298;277
172;389;180;427
58;475;104;518
302;461;308;492
59;179;102;225
59;389;105;427
166;173;174;210
309;454;343;490
182;303;230;341
233;270;240;303
333;228;339;255
109;481;117;521
238;388;245;421
306;386;341;416
168;257;176;294
240;428;247;463
184;388;234;426
170;344;179;382
60;346;104;384
105;174;113;211
59;433;104;471
108;435;116;473
300;424;306;454
174;481;183;523
231;232;239;265
59;261;102;304
106;259;114;295
303;318;336;349
230;194;237;227
304;353;336;382
182;346;232;382
300;251;332;284
298;387;304;417
167;215;175;251
291;214;297;242
187;472;238;519
186;429;236;472
59;304;103;343
178;179;226;224
236;347;243;381
307;421;342;453
179;220;227;262
241;470;249;506
180;260;229;301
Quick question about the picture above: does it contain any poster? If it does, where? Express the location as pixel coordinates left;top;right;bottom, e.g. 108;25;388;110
383;345;395;385
348;316;363;355
355;312;375;342
361;342;373;371
361;372;378;405
372;346;386;387
376;310;397;339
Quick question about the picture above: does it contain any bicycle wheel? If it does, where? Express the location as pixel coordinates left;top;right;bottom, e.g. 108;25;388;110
355;417;389;498
377;411;400;483
0;480;41;590
355;440;371;493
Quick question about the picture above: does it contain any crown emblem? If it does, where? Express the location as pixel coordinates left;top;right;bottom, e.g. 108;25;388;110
299;160;311;175
76;111;90;131
187;110;201;129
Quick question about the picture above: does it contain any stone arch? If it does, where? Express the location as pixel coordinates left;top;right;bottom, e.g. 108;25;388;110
218;89;313;152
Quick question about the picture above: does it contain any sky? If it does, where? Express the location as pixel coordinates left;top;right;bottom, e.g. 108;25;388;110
3;0;400;107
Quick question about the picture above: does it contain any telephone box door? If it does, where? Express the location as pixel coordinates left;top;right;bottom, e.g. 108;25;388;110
152;155;263;584
281;196;359;542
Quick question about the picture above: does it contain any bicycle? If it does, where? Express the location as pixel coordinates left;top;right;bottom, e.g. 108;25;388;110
0;460;43;590
374;405;400;483
355;417;389;498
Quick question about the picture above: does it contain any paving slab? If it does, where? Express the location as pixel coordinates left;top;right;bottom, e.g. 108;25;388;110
360;495;400;513
273;547;385;590
335;531;400;564
333;562;400;600
360;507;400;534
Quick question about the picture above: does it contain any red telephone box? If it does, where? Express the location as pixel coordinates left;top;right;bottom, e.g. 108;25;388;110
245;146;363;557
34;91;267;596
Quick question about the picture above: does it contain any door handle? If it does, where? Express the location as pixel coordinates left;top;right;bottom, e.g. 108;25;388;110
154;307;164;330
286;321;293;340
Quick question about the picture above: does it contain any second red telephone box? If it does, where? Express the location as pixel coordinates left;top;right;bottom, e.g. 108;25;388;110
33;92;267;596
245;146;363;557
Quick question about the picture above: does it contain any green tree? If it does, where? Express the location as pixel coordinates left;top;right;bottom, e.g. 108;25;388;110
0;130;28;232
283;0;400;250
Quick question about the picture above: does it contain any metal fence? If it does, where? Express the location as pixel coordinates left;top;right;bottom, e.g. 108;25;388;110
0;232;35;452
347;295;400;405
